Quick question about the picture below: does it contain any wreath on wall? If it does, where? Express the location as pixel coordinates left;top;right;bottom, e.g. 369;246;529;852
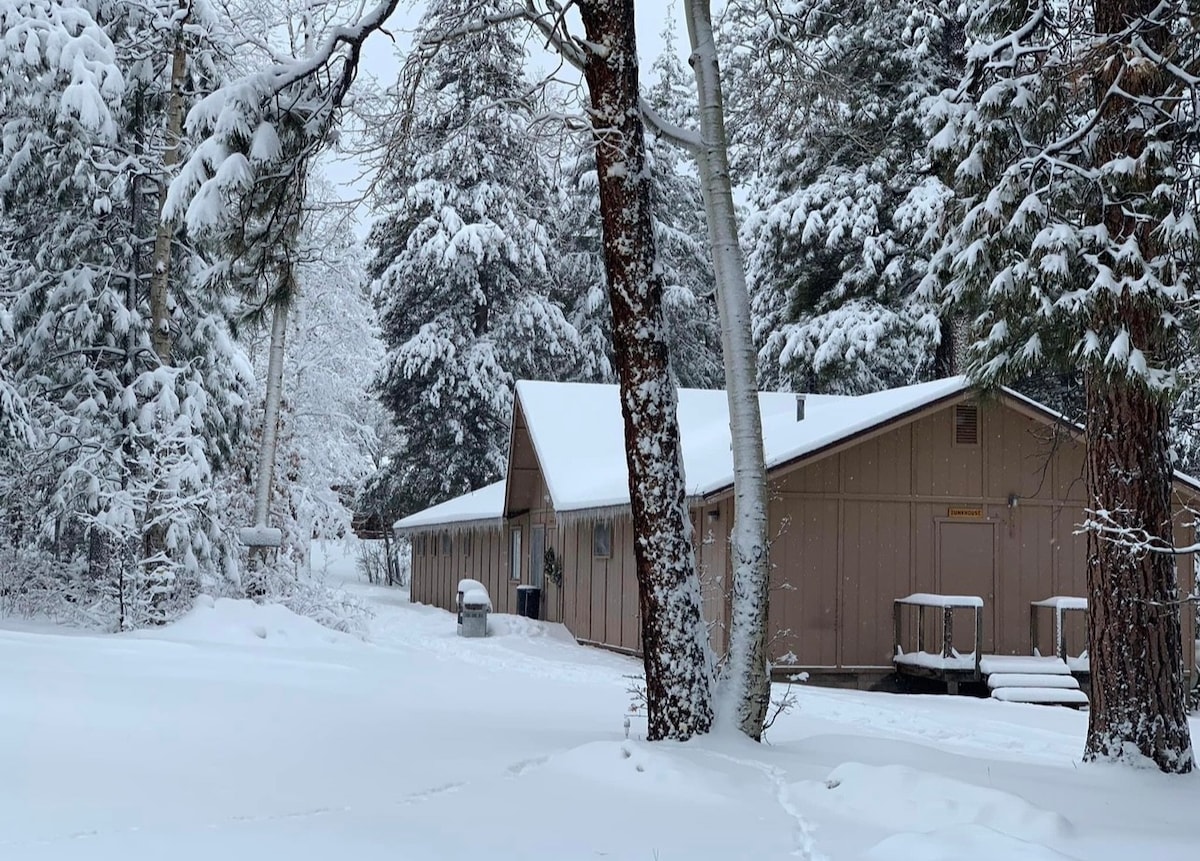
544;546;563;587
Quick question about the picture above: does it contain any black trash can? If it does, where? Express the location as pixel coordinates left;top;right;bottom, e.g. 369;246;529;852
516;585;541;620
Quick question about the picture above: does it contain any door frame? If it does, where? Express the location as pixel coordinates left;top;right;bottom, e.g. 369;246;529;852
934;516;998;652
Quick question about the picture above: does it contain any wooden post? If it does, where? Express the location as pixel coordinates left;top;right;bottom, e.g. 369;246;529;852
942;606;954;660
974;605;983;680
893;601;902;656
917;605;926;653
1056;607;1067;661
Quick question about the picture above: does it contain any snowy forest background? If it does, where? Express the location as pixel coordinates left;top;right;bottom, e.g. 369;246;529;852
4;0;1200;702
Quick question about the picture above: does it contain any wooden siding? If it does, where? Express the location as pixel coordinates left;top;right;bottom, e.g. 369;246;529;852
763;397;1196;675
406;392;1198;683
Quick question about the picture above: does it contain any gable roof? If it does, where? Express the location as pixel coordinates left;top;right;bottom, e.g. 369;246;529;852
515;376;966;514
394;376;1200;530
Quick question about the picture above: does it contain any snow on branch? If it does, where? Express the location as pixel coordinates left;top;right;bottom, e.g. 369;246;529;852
400;1;704;152
1080;506;1200;560
165;0;401;252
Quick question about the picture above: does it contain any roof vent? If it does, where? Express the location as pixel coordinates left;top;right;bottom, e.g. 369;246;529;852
796;394;806;421
955;403;979;445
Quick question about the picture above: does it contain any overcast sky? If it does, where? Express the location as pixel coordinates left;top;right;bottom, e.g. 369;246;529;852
321;1;693;233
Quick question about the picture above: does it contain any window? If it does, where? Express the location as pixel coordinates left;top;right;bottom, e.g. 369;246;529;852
414;535;425;557
460;531;472;557
954;403;979;446
441;531;452;556
593;521;612;558
509;528;522;581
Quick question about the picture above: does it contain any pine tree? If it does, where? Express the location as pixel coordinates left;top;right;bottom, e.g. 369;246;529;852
283;193;388;541
0;0;250;626
926;0;1196;772
367;0;582;516
573;0;715;741
723;0;963;393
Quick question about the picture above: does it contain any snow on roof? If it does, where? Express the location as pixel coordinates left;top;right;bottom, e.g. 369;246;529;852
516;376;968;514
394;480;506;531
396;375;1200;529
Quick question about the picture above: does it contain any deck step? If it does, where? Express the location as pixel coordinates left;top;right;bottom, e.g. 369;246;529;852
987;673;1080;690
978;655;1071;676
992;687;1089;706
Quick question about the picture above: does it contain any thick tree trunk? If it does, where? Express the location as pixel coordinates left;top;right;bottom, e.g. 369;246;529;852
683;0;770;739
1083;353;1192;772
577;0;713;742
149;0;191;364
1082;0;1193;773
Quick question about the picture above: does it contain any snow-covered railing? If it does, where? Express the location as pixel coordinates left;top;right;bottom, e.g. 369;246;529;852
1029;596;1087;666
892;594;984;680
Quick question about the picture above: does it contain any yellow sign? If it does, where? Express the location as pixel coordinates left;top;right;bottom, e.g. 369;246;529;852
948;506;985;520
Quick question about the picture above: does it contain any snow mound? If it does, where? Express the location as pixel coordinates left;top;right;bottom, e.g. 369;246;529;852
804;762;1073;845
537;741;727;802
486;613;577;643
866;823;1079;861
131;595;360;649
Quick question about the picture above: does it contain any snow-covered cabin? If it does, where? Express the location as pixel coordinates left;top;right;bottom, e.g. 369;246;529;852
395;377;1199;689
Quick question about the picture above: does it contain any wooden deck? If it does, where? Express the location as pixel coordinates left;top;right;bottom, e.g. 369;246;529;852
893;593;1090;706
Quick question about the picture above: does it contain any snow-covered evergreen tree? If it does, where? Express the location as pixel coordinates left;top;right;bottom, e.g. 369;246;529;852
366;0;582;516
925;0;1197;772
723;0;962;393
0;0;251;627
280;195;387;541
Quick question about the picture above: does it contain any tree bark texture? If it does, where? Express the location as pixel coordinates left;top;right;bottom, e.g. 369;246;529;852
1084;353;1192;772
1083;0;1193;773
683;0;771;739
149;0;191;364
577;0;713;741
253;300;288;529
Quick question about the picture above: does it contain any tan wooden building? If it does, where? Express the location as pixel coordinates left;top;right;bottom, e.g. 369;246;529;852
396;377;1198;691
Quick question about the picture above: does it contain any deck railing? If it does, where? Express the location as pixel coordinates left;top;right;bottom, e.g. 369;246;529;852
892;593;984;681
1029;596;1088;668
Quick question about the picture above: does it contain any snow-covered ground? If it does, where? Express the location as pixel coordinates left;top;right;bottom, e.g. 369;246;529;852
2;541;1196;860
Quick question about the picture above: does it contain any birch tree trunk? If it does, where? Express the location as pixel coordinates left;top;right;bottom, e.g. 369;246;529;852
253;300;288;529
149;0;191;364
1082;0;1193;772
577;0;713;742
682;0;771;739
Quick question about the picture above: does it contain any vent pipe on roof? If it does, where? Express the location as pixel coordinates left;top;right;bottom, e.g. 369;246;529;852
796;394;806;421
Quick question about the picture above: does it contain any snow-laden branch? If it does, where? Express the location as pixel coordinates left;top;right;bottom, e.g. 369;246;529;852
165;0;401;234
1081;507;1200;557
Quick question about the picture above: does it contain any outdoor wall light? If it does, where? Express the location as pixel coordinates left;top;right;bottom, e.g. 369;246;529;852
1008;493;1020;509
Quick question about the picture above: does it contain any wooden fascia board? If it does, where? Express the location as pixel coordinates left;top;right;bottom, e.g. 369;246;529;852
501;396;525;519
696;384;1200;506
701;388;974;505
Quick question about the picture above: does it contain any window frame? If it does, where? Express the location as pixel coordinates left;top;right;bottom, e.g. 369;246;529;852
593;520;613;559
509;527;522;581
